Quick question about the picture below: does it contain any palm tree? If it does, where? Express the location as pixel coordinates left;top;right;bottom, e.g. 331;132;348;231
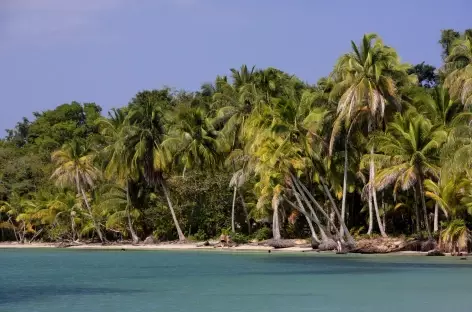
162;103;222;175
368;111;447;239
97;109;140;244
230;64;256;90
330;33;412;236
51;140;105;242
125;91;186;241
443;36;472;106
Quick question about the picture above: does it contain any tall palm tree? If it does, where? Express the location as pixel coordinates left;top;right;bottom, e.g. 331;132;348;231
50;140;105;242
330;33;412;236
125;91;186;241
368;111;447;239
98;110;140;244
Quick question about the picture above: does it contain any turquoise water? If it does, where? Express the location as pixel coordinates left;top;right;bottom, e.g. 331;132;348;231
0;249;471;312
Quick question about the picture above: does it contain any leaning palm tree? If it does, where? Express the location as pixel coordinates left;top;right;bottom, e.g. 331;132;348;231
368;111;447;240
51;140;105;242
330;33;413;236
440;219;471;254
125;91;186;241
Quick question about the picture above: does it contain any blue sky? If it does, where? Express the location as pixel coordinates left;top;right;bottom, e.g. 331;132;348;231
1;0;470;132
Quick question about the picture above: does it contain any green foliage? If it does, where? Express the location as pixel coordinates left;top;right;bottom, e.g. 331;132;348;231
231;232;250;244
2;29;472;246
253;227;272;241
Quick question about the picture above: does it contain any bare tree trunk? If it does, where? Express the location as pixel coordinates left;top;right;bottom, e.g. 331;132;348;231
239;192;251;234
126;182;139;244
319;176;356;246
29;228;44;243
434;203;439;233
418;176;432;240
160;180;186;241
370;147;387;237
272;193;281;240
231;186;237;233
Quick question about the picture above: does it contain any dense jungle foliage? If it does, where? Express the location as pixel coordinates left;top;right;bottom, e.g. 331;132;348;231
2;29;472;252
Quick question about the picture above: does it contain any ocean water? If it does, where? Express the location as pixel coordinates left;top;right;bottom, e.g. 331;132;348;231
0;249;471;312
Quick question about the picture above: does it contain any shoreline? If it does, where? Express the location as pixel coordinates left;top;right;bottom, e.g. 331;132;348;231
0;242;443;256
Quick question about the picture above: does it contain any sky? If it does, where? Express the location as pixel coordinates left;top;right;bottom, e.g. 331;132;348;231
1;0;471;133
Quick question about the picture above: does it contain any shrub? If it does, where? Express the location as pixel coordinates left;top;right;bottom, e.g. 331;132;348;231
231;232;250;244
254;227;272;241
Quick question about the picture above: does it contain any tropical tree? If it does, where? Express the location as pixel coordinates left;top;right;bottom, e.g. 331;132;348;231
330;33;413;236
98;109;140;244
50;140;104;242
125;90;186;241
368;111;447;239
443;35;472;106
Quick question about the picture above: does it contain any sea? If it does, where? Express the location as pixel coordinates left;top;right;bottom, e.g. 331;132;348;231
0;249;471;312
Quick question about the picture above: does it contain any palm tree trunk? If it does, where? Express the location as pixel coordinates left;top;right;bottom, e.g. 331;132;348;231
80;187;105;243
292;174;342;240
319;176;356;246
340;139;349;238
231;186;237;233
272;193;281;240
293;192;328;242
369;147;387;237
367;187;374;235
434;203;439;233
75;169;104;243
305;215;320;243
284;195;321;243
418;176;433;240
382;192;386;230
160;180;186;241
126;182;139;244
238;192;251;234
71;212;76;242
291;178;331;242
413;188;421;233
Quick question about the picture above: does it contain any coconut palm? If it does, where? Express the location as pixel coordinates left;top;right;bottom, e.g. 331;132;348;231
51;140;105;242
162;103;222;175
330;33;413;236
368;111;447;239
443;36;472;106
125;91;186;241
440;219;471;254
97;109;140;244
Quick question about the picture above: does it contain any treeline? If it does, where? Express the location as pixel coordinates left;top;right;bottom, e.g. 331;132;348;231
1;29;472;251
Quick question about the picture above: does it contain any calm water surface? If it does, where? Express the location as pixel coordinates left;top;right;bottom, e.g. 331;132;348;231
0;249;471;312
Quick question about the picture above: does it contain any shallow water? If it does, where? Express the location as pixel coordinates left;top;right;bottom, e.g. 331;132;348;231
0;249;471;312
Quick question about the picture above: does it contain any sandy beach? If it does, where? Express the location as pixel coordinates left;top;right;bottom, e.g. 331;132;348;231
0;241;441;256
0;241;315;252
